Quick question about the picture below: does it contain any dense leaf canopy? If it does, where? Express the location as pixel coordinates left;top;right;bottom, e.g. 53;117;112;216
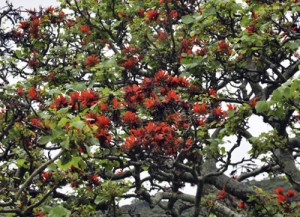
0;0;300;216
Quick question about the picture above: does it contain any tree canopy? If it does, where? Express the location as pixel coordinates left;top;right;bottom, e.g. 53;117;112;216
0;0;300;216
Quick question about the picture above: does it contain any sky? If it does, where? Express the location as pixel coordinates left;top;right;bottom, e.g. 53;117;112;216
0;0;60;8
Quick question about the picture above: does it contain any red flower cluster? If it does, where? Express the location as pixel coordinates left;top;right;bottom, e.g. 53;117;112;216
17;86;24;96
193;102;208;115
146;9;159;22
19;17;41;38
237;201;246;209
85;112;111;146
28;87;38;100
122;111;139;126
154;30;168;43
274;187;297;204
166;112;189;129
217;187;226;199
35;211;46;217
50;90;99;110
80;25;91;35
50;94;68;109
122;45;138;54
216;40;232;55
123;70;190;110
31;118;43;127
121;57;139;70
41;172;52;181
84;54;100;67
181;39;193;55
89;174;102;185
122;122;182;156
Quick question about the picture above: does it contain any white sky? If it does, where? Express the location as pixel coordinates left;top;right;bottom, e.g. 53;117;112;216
0;0;59;8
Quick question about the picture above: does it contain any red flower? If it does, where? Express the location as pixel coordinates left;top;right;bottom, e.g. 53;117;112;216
146;9;159;21
35;211;46;217
28;59;38;68
112;98;121;109
31;118;42;127
213;107;223;117
143;98;155;108
41;172;52;181
85;112;99;125
164;90;179;102
217;187;226;199
286;189;297;198
96;115;110;128
227;103;236;111
249;97;258;107
209;88;217;96
84;54;100;67
17;86;24;96
50;94;68;109
28;87;38;100
69;92;80;106
123;111;138;125
154;30;168;42
216;40;232;55
245;25;255;34
66;20;74;28
31;18;41;27
96;129;111;145
121;57;138;70
45;6;55;14
137;8;145;17
196;47;209;56
89;174;101;185
277;194;287;204
169;10;178;19
237;201;246;208
19;21;30;30
80;90;99;107
197;118;206;126
99;103;108;111
274;187;284;195
122;135;136;151
193;102;208;115
80;25;91;34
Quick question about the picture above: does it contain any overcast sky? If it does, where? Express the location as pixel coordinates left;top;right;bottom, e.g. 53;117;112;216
0;0;60;9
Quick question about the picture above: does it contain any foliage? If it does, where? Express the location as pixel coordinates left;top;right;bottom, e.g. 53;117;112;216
0;0;299;216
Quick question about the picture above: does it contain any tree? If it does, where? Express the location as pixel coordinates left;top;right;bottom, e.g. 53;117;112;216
0;0;299;216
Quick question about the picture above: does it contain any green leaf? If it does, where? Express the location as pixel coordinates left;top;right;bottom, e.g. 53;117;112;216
255;101;269;113
16;159;26;167
15;50;22;58
66;82;86;91
57;159;73;171
58;117;69;128
227;110;235;118
57;156;86;170
71;120;85;130
48;205;71;217
101;87;111;95
95;195;106;205
61;139;70;149
90;137;99;146
39;136;52;145
185;62;199;69
181;15;194;24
